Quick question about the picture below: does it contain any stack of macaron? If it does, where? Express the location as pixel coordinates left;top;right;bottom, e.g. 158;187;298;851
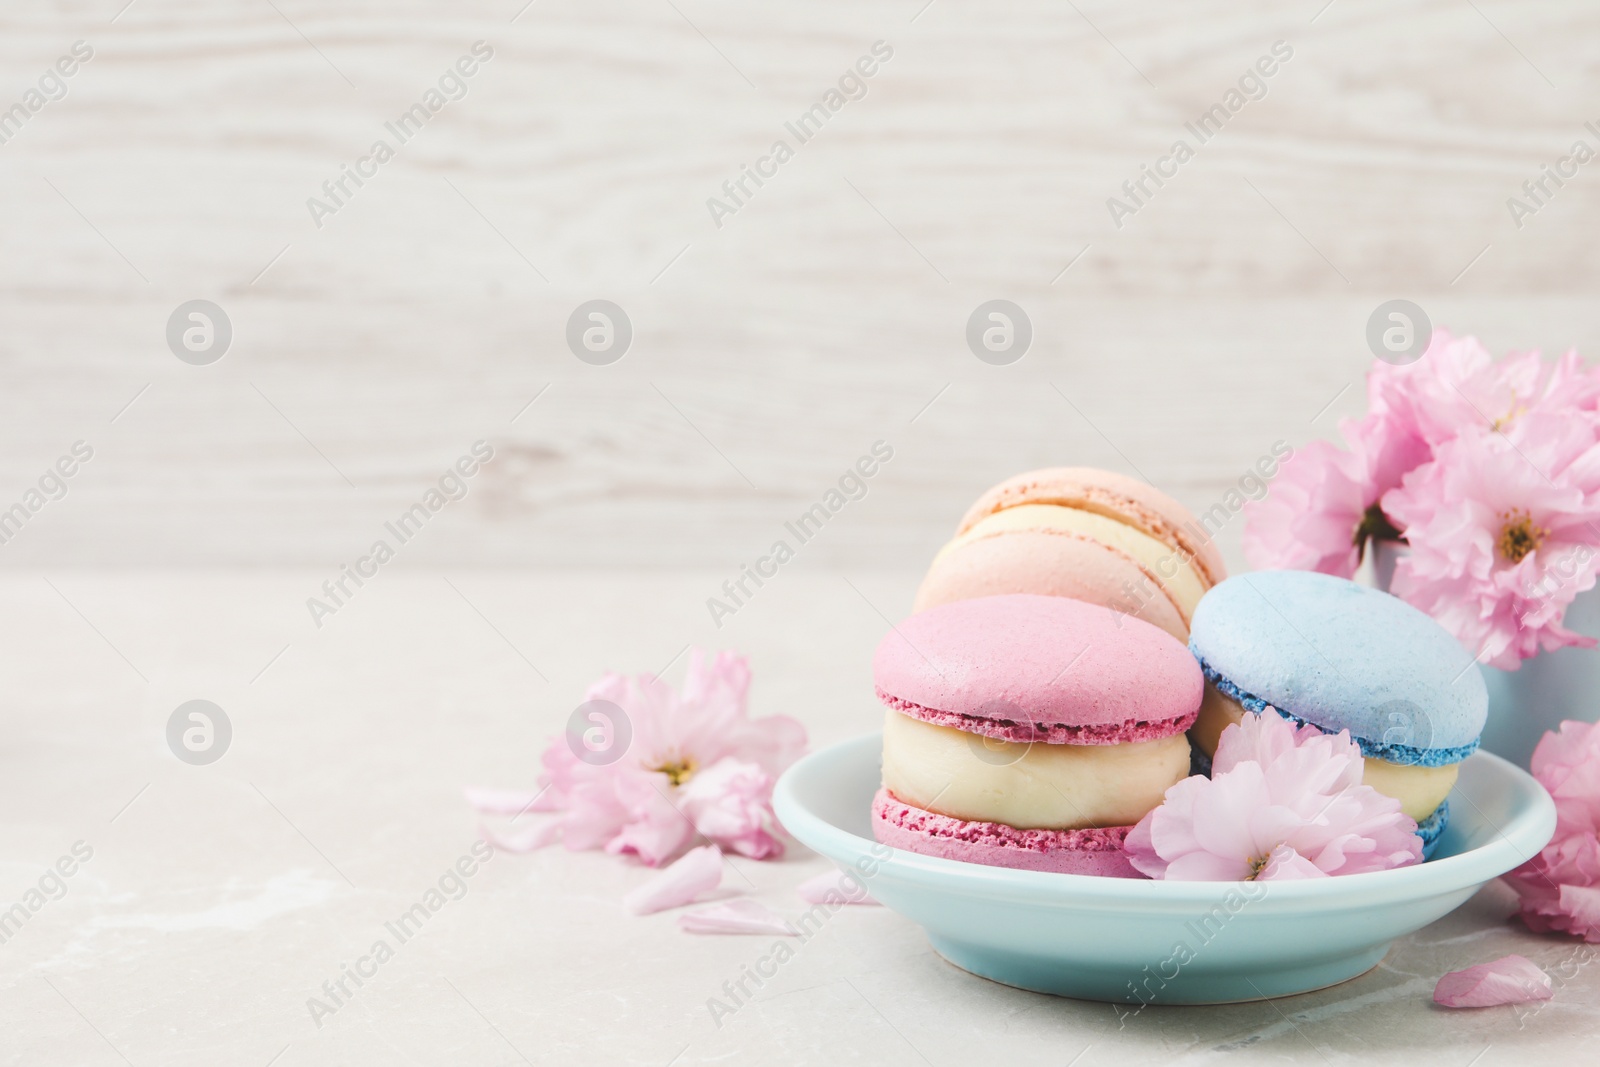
876;466;1484;876
872;467;1225;876
1187;569;1487;858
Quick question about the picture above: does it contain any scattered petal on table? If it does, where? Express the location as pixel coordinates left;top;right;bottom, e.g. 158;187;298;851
478;819;561;853
625;845;724;915
679;898;797;936
1434;955;1553;1008
797;869;879;906
464;786;550;815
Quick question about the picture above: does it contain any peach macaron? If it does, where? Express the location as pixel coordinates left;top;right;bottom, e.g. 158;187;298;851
912;468;1227;639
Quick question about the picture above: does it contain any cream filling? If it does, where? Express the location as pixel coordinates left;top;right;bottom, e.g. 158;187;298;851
1190;682;1460;822
937;504;1208;619
880;709;1190;831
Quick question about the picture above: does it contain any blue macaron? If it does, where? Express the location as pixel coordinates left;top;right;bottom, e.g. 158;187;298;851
1189;570;1487;766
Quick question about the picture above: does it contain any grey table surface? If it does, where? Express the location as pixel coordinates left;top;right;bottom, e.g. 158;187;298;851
0;570;1593;1066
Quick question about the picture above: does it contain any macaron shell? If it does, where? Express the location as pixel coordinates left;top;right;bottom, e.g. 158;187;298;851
1189;570;1488;752
873;593;1203;737
955;467;1227;589
1418;801;1449;859
873;789;1143;877
912;528;1189;640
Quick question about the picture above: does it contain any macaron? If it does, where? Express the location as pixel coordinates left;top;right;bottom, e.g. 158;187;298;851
1187;570;1489;857
872;593;1202;876
912;468;1227;639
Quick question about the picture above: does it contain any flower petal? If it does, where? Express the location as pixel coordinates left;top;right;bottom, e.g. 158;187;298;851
797;869;879;906
682;759;786;860
1256;843;1329;880
477;818;561;853
463;786;548;815
1434;955;1553;1008
624;844;724;915
678;898;797;936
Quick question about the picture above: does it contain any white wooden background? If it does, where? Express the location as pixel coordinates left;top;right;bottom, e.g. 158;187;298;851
3;0;1600;571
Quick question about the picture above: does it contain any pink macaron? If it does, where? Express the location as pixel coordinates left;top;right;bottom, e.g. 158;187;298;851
873;593;1201;877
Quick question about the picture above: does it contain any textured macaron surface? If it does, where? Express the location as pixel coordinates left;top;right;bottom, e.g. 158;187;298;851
955;467;1228;588
873;593;1202;739
1189;571;1488;755
872;789;1142;877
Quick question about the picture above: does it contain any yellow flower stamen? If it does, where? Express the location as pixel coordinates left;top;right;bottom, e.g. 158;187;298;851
1497;508;1548;564
655;757;697;786
1491;403;1528;432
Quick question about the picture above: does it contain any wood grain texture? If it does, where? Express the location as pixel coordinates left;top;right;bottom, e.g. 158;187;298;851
3;1;1600;570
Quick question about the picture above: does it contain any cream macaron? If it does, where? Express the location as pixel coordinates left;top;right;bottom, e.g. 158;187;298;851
913;468;1227;639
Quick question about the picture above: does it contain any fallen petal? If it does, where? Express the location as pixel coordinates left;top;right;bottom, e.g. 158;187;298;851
1434;955;1553;1008
625;845;723;915
463;786;548;815
478;819;561;853
678;899;797;936
797;869;879;905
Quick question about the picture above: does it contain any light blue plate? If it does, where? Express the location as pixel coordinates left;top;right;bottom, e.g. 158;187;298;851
774;734;1555;1004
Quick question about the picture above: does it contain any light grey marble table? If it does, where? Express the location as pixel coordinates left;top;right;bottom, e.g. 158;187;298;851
0;570;1591;1066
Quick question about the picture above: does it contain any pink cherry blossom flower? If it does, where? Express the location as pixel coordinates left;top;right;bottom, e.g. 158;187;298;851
1506;834;1600;941
1368;329;1600;448
1506;720;1600;941
1243;410;1428;578
1382;418;1600;669
1531;719;1600;839
1125;710;1422;880
681;759;786;861
468;650;806;866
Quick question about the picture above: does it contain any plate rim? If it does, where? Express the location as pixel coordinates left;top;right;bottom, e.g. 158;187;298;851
775;733;1557;909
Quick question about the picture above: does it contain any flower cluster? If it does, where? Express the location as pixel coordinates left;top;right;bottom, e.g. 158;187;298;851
468;650;807;866
1243;329;1600;669
1506;719;1600;941
1125;710;1421;880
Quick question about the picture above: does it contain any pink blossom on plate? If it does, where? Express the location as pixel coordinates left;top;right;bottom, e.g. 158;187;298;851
1434;955;1553;1008
469;649;807;866
1383;419;1600;669
1213;703;1362;785
625;845;725;915
678;899;797;936
1506;720;1600;941
1242;411;1428;578
1126;710;1422;881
